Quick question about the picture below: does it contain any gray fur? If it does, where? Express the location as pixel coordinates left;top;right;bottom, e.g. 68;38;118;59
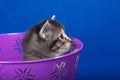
22;19;71;60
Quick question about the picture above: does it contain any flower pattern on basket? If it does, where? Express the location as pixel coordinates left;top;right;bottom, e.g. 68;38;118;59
50;62;66;80
14;38;23;54
0;64;6;80
13;67;35;80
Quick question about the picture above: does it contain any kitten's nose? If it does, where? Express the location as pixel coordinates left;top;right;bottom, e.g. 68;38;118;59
68;38;72;43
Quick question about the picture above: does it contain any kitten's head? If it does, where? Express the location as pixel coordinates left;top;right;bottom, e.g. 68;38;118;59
38;17;72;56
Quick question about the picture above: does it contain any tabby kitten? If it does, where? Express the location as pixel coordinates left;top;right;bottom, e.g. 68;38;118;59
22;15;72;60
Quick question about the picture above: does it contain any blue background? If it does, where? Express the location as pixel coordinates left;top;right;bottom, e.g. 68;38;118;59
0;0;120;80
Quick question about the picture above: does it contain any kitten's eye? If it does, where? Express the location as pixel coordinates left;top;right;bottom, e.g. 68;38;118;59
60;34;64;39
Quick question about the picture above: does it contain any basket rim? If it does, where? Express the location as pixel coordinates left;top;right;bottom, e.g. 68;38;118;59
0;32;83;64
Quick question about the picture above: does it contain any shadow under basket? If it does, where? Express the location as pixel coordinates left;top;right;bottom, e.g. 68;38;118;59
0;32;83;80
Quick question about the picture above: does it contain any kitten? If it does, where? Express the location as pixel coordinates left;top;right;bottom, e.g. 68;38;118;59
22;15;72;60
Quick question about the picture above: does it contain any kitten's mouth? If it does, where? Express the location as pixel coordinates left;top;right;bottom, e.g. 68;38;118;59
69;40;72;43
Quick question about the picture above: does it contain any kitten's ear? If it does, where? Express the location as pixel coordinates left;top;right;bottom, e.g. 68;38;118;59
51;15;55;20
39;15;56;40
39;20;51;40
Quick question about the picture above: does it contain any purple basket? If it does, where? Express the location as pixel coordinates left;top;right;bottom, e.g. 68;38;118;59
0;32;83;80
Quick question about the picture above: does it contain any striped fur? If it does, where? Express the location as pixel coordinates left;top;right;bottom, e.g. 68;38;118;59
22;19;71;60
